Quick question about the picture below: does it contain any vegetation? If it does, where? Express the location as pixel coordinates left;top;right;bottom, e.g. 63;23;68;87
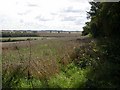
83;2;120;38
0;37;38;42
1;31;81;38
1;31;38;37
1;1;120;89
82;1;120;88
2;37;81;88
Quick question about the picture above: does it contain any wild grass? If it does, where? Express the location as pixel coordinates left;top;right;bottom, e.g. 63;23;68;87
3;36;118;88
2;37;81;88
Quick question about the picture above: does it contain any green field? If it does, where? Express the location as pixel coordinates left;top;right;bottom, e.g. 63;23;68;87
0;37;44;42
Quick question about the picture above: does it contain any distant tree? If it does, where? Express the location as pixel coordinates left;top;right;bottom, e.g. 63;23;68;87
58;31;60;33
2;31;38;37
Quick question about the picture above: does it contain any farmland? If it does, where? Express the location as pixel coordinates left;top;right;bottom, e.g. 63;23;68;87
0;37;40;42
1;1;120;88
1;30;81;42
2;30;119;88
2;32;92;88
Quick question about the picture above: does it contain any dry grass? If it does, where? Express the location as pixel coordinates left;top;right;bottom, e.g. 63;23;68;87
2;37;81;79
37;32;81;37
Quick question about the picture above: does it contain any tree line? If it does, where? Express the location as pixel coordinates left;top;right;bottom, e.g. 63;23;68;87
1;31;38;37
82;2;120;61
82;2;120;39
81;1;120;88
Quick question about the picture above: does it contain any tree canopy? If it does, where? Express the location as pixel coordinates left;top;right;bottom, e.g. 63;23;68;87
83;2;120;39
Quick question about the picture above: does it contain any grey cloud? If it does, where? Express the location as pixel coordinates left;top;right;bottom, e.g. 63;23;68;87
27;3;38;7
0;17;4;23
75;21;85;25
74;18;86;25
20;19;24;23
63;7;83;13
18;10;31;15
26;1;39;7
21;22;47;30
50;13;58;16
0;15;10;24
69;0;89;3
35;15;51;21
61;16;77;21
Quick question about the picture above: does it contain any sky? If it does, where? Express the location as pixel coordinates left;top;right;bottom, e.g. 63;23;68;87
0;0;91;31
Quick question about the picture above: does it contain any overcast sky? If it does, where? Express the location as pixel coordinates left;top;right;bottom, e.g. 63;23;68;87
0;0;91;31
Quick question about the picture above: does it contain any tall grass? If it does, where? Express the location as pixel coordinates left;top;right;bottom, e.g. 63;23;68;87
2;38;80;88
2;36;120;88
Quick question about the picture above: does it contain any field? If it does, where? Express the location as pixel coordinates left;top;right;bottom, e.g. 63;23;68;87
3;32;117;88
1;32;81;42
0;37;43;42
2;33;92;88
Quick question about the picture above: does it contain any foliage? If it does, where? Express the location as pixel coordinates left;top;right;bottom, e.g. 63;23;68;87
2;2;120;88
82;22;90;36
82;2;120;87
2;31;38;37
83;2;120;39
48;63;90;88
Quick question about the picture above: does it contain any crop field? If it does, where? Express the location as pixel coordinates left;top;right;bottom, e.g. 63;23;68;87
37;32;82;37
2;33;91;88
1;32;81;42
0;37;43;42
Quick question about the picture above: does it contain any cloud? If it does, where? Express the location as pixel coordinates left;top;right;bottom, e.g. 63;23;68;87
0;0;91;31
70;0;87;2
75;19;86;25
20;19;24;23
17;10;31;15
27;3;38;7
74;16;90;25
0;16;5;23
63;7;83;13
35;15;51;21
61;16;77;21
50;13;58;16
